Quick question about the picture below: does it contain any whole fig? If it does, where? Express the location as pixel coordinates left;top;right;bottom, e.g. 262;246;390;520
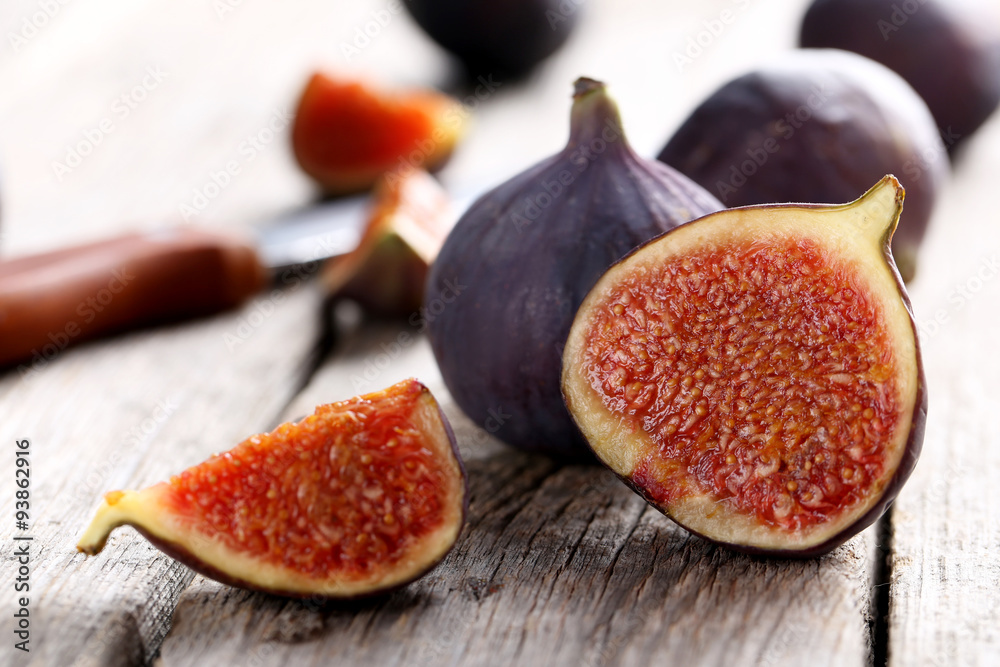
404;0;579;77
658;50;948;282
425;78;723;460
800;0;1000;153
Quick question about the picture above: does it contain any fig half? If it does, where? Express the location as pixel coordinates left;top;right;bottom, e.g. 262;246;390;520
562;177;925;556
77;380;467;598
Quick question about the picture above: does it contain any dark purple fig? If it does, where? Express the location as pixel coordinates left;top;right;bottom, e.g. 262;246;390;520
78;380;467;599
425;78;723;460
800;0;1000;153
563;176;925;556
658;49;948;283
404;0;579;77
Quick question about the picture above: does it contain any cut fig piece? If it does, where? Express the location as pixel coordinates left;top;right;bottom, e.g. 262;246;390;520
321;169;452;317
292;74;467;196
562;176;925;556
77;380;467;598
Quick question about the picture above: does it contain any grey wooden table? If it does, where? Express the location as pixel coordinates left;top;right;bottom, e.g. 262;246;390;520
1;1;998;665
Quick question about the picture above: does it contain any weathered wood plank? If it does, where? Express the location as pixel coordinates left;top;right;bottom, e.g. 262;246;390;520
0;283;324;667
157;324;879;667
887;117;1000;667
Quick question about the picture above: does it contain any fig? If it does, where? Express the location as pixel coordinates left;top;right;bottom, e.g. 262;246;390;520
800;0;1000;152
562;176;925;556
77;379;467;598
322;169;452;317
657;50;948;283
292;73;467;196
425;78;723;460
404;0;578;77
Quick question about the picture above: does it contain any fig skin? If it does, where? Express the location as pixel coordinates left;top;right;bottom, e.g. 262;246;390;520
800;0;1000;153
657;50;948;283
425;78;723;460
404;0;578;77
562;177;926;557
292;73;467;196
77;380;468;600
321;169;453;317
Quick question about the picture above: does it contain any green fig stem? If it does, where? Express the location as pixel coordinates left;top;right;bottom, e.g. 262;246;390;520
846;175;905;249
568;77;629;153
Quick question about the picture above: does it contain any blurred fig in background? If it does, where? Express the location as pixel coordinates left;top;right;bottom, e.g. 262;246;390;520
800;0;1000;153
658;50;948;282
322;169;452;317
292;73;467;196
404;0;579;77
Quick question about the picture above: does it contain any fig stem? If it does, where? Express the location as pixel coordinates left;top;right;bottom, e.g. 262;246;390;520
847;175;904;248
568;77;628;152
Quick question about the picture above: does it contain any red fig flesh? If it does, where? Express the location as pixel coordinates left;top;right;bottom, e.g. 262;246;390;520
562;177;925;555
77;380;467;598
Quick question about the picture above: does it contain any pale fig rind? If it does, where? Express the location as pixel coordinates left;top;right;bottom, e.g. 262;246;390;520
426;78;723;460
77;380;468;599
562;176;925;556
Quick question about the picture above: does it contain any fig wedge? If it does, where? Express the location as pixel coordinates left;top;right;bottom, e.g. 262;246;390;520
321;169;452;317
292;74;467;195
562;176;925;556
77;380;467;598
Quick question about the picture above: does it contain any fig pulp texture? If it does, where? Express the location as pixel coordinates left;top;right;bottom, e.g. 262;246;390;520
800;0;1000;153
77;380;467;598
658;50;947;283
426;78;723;460
404;0;578;76
292;73;467;196
562;177;925;556
322;169;453;317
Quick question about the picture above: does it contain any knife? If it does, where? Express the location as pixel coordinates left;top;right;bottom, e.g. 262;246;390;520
0;196;374;369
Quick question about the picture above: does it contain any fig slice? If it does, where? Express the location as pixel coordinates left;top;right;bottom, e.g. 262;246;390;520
321;168;452;317
77;379;467;598
562;176;925;556
292;73;467;195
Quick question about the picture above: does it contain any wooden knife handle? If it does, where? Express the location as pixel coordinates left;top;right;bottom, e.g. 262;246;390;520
0;227;268;369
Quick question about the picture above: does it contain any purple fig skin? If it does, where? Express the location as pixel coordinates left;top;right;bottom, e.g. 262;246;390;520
800;0;1000;154
404;0;578;76
569;196;926;558
426;78;723;460
657;50;948;283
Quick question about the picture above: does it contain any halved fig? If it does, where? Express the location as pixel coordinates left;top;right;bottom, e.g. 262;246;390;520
292;73;467;195
77;379;467;598
321;169;452;317
562;176;925;556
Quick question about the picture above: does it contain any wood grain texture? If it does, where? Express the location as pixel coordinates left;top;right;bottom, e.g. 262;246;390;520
0;283;323;667
886;116;1000;667
156;325;879;667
